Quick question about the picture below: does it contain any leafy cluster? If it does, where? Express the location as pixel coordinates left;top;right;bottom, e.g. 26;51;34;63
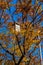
0;0;43;65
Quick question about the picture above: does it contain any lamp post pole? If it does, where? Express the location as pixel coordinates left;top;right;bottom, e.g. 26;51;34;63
39;44;43;65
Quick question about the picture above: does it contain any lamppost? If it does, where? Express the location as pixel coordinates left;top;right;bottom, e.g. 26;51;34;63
39;43;43;65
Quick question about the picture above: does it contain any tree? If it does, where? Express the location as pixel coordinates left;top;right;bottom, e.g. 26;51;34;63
0;0;43;65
